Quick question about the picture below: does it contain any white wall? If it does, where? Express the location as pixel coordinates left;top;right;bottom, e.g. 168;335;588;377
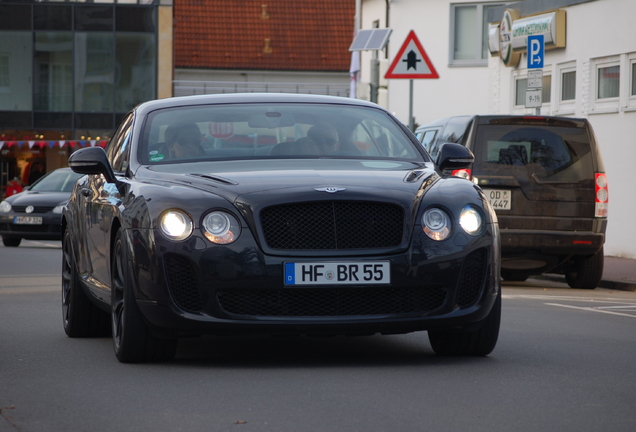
360;0;636;258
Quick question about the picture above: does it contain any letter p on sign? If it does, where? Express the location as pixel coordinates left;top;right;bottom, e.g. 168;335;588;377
527;35;544;69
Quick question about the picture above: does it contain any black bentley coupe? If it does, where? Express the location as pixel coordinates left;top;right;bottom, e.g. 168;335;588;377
62;93;501;362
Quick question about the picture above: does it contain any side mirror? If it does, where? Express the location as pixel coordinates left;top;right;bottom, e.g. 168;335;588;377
436;143;474;171
68;146;118;185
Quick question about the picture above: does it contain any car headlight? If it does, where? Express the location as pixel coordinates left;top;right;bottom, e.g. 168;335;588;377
459;206;483;235
202;211;241;244
422;208;451;241
0;201;11;213
159;209;193;241
53;204;65;214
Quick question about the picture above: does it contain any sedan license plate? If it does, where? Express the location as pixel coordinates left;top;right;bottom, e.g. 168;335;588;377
13;216;43;225
284;262;390;285
483;189;511;210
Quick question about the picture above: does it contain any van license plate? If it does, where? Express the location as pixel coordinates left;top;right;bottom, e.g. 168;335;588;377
483;189;511;210
284;262;390;285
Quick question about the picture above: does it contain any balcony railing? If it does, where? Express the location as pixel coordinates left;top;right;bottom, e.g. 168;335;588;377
173;80;351;98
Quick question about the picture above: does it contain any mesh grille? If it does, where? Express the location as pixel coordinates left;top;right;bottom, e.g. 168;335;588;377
164;255;204;313
217;287;447;317
261;201;404;250
456;248;488;308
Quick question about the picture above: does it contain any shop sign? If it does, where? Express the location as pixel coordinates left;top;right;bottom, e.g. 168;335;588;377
489;9;566;68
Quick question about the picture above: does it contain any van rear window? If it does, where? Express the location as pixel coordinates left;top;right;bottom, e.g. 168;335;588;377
473;125;593;182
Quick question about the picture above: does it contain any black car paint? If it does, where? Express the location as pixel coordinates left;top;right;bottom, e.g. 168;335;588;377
63;94;500;355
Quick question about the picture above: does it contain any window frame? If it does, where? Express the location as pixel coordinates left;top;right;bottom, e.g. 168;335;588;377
449;2;505;67
555;61;576;115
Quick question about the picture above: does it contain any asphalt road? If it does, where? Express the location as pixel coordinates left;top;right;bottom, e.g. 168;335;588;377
1;241;636;432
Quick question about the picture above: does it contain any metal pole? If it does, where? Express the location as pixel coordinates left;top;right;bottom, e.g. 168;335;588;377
409;80;414;131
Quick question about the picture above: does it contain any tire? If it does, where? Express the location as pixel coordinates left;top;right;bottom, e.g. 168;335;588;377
111;230;177;363
2;236;21;247
62;228;110;337
565;247;604;290
428;290;501;356
501;270;529;282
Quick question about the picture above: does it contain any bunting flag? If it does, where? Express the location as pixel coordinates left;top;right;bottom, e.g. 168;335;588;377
0;140;107;149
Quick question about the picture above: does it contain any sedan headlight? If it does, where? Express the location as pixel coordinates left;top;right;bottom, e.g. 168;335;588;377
159;209;193;241
0;201;11;213
202;211;241;244
422;208;451;241
459;206;483;235
53;204;66;214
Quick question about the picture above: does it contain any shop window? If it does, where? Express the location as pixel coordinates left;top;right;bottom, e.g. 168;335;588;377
0;55;9;89
0;32;33;111
74;32;115;112
35;32;73;112
115;33;156;112
450;2;504;66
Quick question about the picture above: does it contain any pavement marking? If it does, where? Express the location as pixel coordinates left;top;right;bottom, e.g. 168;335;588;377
545;302;636;318
0;274;60;294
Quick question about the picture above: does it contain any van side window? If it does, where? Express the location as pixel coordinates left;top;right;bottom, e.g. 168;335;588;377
419;129;439;153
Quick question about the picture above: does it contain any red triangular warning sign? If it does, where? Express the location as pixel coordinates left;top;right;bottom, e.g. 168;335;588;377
385;30;439;79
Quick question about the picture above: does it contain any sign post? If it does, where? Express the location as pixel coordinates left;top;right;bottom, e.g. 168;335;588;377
526;35;544;115
384;30;439;131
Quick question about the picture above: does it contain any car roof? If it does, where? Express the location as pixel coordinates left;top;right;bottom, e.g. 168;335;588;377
134;93;384;117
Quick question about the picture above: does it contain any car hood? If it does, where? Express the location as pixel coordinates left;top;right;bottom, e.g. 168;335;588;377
6;191;71;207
139;159;436;201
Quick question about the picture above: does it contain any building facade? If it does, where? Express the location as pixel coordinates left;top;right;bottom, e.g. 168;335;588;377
0;0;173;194
359;0;636;259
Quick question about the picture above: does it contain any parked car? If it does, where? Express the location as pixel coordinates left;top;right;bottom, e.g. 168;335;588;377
0;168;83;247
415;115;607;289
62;93;501;362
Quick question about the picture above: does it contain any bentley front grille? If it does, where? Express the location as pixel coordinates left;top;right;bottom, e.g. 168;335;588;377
260;201;404;250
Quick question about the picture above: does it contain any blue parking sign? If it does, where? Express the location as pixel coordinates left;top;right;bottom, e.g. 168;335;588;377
527;35;544;69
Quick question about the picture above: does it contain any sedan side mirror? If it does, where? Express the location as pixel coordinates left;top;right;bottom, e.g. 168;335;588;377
68;146;119;186
436;143;474;171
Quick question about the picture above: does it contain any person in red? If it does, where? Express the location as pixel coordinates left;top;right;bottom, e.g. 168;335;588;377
5;177;23;197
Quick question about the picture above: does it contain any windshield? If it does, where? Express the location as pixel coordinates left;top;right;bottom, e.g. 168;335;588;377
139;103;425;164
29;169;83;193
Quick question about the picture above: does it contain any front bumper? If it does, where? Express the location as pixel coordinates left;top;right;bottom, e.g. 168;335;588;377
129;226;500;338
0;213;63;240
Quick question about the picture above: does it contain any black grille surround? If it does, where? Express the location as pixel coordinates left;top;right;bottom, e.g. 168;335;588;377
217;286;448;318
260;201;405;250
164;254;204;313
11;206;55;213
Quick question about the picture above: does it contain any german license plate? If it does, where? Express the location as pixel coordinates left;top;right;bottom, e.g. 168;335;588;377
483;189;511;210
13;216;43;225
284;262;390;285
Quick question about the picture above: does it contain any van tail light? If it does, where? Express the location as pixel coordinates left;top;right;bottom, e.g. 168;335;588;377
452;168;472;180
595;173;608;217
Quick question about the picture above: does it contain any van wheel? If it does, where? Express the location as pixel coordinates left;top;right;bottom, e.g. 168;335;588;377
565;247;604;290
2;236;21;247
428;291;501;356
501;270;529;282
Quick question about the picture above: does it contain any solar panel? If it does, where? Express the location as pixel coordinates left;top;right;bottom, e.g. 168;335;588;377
349;28;392;51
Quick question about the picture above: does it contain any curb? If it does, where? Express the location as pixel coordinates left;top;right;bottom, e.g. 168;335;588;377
532;274;636;292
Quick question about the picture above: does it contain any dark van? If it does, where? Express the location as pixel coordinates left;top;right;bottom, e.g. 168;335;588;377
415;115;608;289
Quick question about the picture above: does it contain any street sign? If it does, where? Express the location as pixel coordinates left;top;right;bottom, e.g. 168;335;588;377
527;70;543;88
526;88;542;108
527;35;544;69
385;30;439;79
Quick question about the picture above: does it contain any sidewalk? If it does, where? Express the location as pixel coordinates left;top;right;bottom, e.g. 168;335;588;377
535;256;636;291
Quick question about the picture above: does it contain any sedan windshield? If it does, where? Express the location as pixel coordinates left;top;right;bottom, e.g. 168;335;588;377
140;103;425;164
29;170;83;192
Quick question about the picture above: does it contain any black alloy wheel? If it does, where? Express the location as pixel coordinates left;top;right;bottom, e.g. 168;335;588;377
111;230;177;363
62;227;110;337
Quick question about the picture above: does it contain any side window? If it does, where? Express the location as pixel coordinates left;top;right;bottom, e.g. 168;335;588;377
106;114;133;173
419;129;439;153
